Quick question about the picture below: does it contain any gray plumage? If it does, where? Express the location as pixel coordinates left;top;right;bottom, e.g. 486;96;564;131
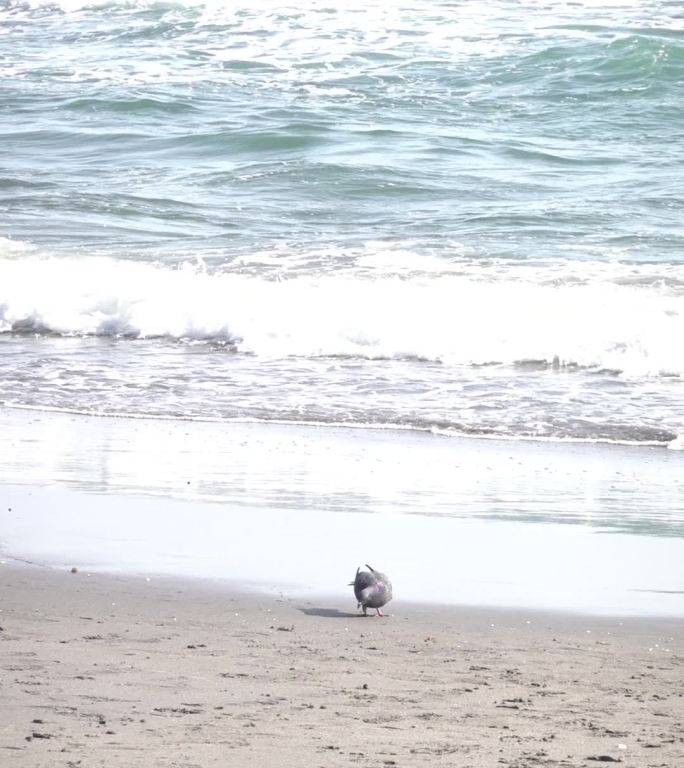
349;564;393;616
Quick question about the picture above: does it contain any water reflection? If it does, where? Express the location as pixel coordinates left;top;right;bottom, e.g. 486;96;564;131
0;407;682;538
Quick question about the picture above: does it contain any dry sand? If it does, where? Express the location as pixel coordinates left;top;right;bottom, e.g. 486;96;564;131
1;565;682;767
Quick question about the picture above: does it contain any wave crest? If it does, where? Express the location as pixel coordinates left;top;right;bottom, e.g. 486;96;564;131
1;251;682;378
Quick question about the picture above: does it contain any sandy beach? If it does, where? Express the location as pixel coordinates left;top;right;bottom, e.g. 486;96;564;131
4;2;684;765
1;564;682;767
1;409;683;765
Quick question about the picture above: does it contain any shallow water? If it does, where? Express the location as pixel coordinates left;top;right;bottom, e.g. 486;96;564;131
1;1;683;446
4;481;684;617
1;408;683;536
1;410;683;616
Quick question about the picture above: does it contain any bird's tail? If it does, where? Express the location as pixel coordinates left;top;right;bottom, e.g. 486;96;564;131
347;566;360;586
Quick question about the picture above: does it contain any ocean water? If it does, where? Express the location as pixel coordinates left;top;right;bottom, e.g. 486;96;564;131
1;0;683;448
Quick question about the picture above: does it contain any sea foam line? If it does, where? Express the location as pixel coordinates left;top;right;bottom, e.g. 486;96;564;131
1;253;682;377
2;400;680;450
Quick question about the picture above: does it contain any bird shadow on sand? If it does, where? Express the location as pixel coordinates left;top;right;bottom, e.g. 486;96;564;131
298;607;362;619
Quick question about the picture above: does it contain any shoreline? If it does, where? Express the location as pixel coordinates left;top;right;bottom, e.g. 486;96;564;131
3;481;684;618
1;406;683;618
3;558;684;626
2;401;681;451
1;564;682;767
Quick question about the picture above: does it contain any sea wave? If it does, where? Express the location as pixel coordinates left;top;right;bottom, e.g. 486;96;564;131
1;249;682;378
505;34;684;95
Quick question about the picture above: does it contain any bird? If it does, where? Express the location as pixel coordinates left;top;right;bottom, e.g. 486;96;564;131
349;564;392;617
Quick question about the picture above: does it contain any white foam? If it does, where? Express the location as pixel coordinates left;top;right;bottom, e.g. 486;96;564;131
5;0;673;90
1;249;682;378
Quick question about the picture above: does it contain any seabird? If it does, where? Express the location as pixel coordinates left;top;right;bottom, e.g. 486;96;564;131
349;564;392;617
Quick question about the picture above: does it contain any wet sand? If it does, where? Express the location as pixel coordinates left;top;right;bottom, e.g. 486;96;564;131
1;565;682;767
2;407;684;616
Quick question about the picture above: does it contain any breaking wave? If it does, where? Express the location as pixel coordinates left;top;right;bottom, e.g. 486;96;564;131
1;248;682;378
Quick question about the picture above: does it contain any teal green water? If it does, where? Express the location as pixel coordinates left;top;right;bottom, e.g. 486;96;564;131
3;2;683;257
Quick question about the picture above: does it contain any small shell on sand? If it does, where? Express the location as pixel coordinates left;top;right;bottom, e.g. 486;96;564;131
70;566;79;574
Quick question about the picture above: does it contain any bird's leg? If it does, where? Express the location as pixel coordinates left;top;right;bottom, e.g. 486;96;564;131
376;608;384;617
362;606;368;616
